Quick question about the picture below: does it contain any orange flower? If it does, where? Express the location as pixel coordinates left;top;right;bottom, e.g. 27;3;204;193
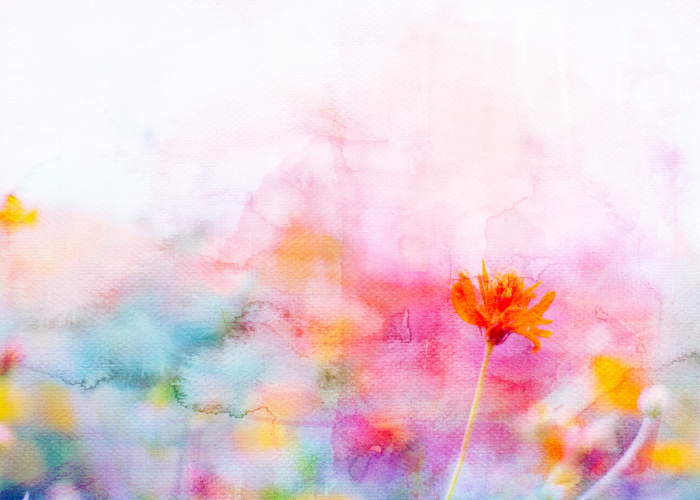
451;261;556;352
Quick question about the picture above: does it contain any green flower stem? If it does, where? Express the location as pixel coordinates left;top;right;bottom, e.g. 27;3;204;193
576;416;656;500
445;341;494;500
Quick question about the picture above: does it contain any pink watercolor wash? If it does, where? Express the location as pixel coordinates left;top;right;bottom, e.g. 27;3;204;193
0;1;699;499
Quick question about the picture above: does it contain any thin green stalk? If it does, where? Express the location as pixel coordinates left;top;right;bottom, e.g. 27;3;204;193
576;416;655;500
445;341;494;500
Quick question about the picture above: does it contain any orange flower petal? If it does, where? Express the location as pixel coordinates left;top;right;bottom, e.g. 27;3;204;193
521;281;541;295
530;327;552;338
517;329;542;353
451;274;484;326
480;260;495;309
520;281;541;306
481;260;489;287
527;290;556;317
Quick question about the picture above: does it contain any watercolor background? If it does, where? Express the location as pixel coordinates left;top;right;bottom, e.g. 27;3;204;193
2;1;700;499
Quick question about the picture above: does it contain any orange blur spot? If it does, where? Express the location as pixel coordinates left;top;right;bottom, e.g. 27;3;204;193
37;383;75;433
0;194;37;232
543;429;565;467
0;381;26;423
306;318;355;361
593;356;645;413
547;463;581;492
652;441;699;474
276;225;340;265
257;385;321;420
233;419;295;452
266;225;341;292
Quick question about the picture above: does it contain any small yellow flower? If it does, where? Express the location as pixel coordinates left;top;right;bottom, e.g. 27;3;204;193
0;194;37;232
451;261;555;352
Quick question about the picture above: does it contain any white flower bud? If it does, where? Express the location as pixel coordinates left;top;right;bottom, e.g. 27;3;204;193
637;385;669;419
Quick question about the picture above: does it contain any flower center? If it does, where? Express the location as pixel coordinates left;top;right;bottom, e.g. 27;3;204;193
485;322;513;345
